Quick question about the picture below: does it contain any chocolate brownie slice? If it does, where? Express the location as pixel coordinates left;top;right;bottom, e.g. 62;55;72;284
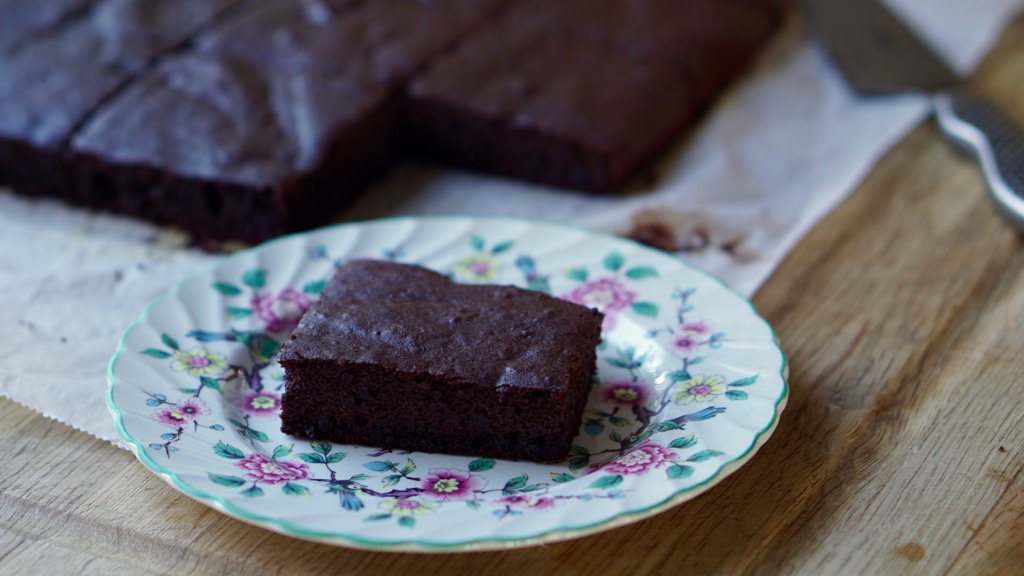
69;53;397;243
403;0;782;192
69;0;507;244
278;260;604;462
0;0;240;197
403;14;696;193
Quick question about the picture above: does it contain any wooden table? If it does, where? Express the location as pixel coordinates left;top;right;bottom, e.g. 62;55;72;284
4;16;1024;576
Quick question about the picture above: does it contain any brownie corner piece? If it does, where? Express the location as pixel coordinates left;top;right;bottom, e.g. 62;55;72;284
403;12;695;193
60;0;505;244
278;259;604;462
68;52;396;244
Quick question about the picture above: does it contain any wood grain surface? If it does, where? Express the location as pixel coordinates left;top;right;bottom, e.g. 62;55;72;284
3;15;1024;576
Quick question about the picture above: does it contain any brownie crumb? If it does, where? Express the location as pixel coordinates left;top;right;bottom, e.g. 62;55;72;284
625;220;677;253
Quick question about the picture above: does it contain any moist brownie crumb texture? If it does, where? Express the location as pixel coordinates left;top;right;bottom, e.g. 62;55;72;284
278;260;605;462
0;0;787;244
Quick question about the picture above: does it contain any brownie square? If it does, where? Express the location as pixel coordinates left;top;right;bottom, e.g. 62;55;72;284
278;260;604;462
403;0;784;193
404;14;696;192
68;0;506;244
70;52;397;243
0;0;239;196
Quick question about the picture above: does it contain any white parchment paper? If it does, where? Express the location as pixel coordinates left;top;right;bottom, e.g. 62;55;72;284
1;1;1020;447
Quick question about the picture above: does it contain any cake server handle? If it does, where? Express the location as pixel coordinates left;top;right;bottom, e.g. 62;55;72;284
934;91;1024;233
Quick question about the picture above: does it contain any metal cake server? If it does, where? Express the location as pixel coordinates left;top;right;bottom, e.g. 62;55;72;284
802;0;1024;232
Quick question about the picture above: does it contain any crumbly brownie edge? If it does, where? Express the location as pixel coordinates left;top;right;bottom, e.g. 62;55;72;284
0;139;68;198
67;90;400;245
280;357;596;463
401;93;615;193
67;151;288;244
0;0;252;232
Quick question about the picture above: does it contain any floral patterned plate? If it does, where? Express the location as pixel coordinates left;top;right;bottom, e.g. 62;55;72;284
108;216;787;552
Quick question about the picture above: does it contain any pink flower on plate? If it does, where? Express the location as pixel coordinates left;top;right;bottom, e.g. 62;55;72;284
562;277;636;332
380;498;436;517
154;408;189;428
175;397;210;417
602;441;676;476
673;320;710;353
242;391;281;418
681;320;709;335
251;288;315;333
673;333;701;353
236;453;309;484
497;495;557;510
419;468;485;502
602;381;649;407
154;397;210;427
453;253;501;283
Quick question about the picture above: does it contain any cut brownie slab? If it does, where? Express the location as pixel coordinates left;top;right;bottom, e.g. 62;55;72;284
404;14;696;193
0;0;240;196
70;52;397;243
69;0;507;244
0;0;788;244
278;260;604;462
403;0;781;192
